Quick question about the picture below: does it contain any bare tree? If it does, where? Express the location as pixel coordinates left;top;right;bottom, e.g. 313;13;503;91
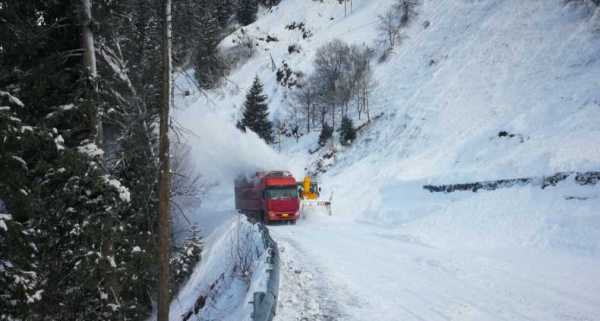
345;0;348;16
230;216;261;284
299;40;377;130
348;45;374;122
341;0;354;16
377;9;401;51
313;39;352;129
358;63;376;122
170;142;216;236
171;143;205;208
394;0;420;27
158;0;173;320
293;80;318;132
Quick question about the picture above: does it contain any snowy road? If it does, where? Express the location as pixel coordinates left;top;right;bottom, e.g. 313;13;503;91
274;235;347;321
270;215;600;321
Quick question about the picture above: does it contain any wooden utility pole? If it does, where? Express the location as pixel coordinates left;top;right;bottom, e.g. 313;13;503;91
158;0;172;320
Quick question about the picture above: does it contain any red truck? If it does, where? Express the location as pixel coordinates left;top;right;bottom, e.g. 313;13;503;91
234;171;300;224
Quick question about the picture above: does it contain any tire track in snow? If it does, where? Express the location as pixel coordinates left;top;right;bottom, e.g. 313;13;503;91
272;234;353;321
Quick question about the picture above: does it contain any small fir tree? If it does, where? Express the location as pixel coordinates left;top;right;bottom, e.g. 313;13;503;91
170;225;203;293
238;76;274;144
194;6;228;89
237;0;258;26
318;123;334;147
339;116;357;146
215;0;234;27
0;92;42;319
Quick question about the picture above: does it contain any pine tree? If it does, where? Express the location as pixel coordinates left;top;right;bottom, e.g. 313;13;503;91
215;0;234;27
1;0;221;319
194;6;228;89
0;92;42;320
237;0;258;26
170;225;202;293
0;1;162;320
339;116;356;146
259;0;282;8
319;123;334;147
238;76;274;144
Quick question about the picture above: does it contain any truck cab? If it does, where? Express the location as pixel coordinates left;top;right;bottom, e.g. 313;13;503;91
235;171;301;223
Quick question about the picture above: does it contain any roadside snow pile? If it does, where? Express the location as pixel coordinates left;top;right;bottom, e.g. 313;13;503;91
170;216;271;321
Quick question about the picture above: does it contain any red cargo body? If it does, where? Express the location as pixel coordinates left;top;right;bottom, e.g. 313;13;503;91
234;171;300;223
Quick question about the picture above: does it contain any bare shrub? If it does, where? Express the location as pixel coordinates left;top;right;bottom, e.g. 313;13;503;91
170;142;216;235
377;9;402;51
230;217;262;284
394;0;420;28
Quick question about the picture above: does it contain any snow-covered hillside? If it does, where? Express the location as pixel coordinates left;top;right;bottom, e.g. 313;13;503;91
173;1;600;320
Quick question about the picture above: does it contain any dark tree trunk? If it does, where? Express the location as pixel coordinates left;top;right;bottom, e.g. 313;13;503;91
80;0;102;145
158;0;172;320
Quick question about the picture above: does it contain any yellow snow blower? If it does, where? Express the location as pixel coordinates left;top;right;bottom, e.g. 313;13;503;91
298;176;332;216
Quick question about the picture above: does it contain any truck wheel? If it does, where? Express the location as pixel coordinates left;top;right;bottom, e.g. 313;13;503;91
248;212;259;224
261;212;270;225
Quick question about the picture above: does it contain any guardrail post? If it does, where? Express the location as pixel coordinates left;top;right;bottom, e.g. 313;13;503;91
252;292;266;321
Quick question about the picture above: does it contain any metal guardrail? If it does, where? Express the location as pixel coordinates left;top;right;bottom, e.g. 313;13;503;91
251;223;280;321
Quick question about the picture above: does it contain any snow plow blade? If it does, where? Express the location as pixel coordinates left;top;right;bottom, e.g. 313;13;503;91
300;198;332;217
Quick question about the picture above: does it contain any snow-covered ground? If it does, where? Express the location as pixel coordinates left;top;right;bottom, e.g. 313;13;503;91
271;204;600;321
172;0;600;320
168;215;273;321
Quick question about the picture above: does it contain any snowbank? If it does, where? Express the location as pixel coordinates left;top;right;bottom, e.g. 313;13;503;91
170;216;271;321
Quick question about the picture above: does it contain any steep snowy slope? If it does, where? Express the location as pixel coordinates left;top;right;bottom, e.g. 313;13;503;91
172;1;600;320
325;0;600;208
177;0;600;203
313;0;600;255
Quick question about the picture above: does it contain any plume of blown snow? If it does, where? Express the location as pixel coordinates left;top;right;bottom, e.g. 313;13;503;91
173;101;293;183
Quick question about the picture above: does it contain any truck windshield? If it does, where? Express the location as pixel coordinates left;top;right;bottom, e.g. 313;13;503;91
265;187;298;200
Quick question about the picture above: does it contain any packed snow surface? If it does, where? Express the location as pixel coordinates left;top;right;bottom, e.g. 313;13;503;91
172;0;600;320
